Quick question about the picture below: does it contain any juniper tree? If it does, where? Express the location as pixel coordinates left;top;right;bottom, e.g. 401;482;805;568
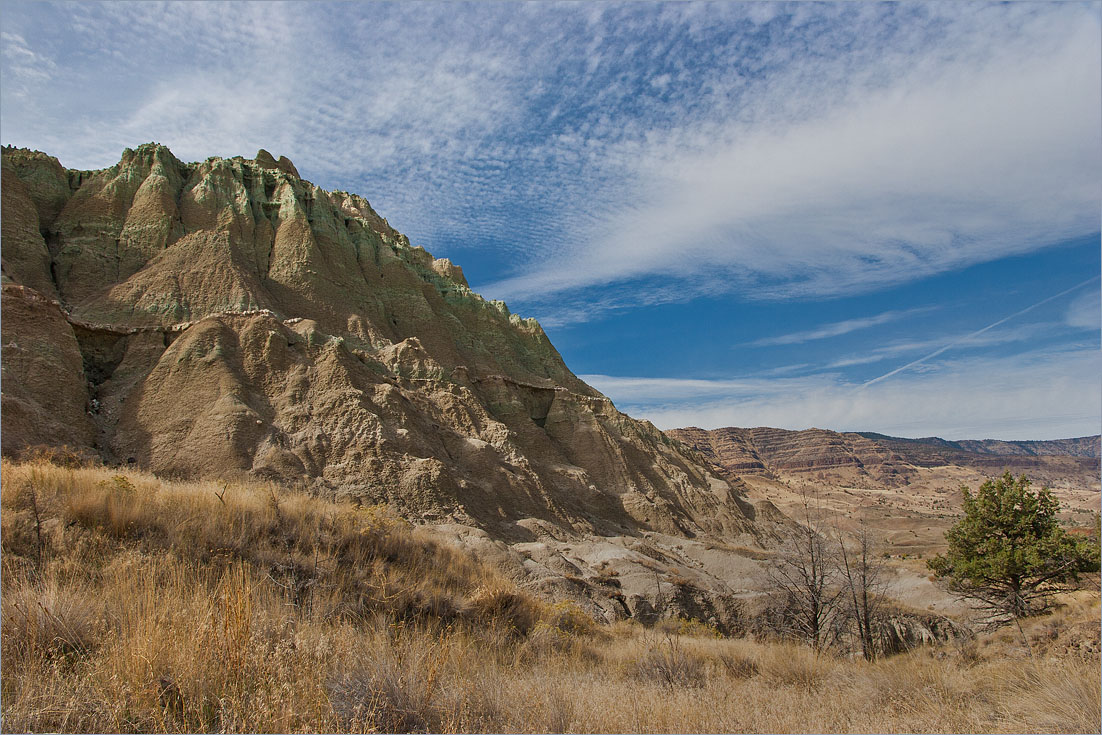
927;472;1100;628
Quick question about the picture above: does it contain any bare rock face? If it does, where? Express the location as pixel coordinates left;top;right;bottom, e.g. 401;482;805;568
1;154;58;297
1;285;95;454
668;425;912;482
858;432;1102;464
1;144;758;543
875;610;970;655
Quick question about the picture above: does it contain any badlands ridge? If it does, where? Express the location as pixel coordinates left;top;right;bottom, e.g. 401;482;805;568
2;143;1097;631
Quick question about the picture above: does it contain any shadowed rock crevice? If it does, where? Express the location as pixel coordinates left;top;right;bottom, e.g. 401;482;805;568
72;325;128;387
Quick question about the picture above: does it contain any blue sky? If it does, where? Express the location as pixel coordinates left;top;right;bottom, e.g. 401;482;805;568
2;1;1099;439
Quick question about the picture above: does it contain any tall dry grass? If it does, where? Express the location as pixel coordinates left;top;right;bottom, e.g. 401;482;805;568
2;457;1098;733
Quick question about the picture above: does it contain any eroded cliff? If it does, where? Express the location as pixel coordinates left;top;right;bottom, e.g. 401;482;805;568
1;143;759;548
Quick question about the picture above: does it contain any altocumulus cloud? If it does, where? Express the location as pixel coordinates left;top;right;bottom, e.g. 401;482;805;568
2;2;1096;440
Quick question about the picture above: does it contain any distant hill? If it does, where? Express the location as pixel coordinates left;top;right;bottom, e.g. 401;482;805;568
667;425;1100;561
668;426;1101;481
856;433;1100;459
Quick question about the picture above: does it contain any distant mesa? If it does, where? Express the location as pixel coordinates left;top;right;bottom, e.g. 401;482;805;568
667;425;1101;485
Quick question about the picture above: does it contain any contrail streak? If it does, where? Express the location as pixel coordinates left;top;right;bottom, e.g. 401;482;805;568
863;275;1100;386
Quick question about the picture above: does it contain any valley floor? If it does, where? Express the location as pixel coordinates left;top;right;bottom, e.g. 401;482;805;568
2;458;1098;733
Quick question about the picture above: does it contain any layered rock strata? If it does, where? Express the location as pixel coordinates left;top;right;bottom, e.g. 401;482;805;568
670;425;1101;483
857;432;1101;465
1;144;761;546
668;425;914;485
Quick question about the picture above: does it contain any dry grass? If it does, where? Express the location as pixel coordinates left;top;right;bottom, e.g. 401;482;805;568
2;458;1098;733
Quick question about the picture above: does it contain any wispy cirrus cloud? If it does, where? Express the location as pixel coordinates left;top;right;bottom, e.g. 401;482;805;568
2;2;1096;441
865;276;1099;385
1066;288;1101;331
582;274;1101;439
823;322;1059;370
486;6;1101;309
0;31;55;95
748;307;933;347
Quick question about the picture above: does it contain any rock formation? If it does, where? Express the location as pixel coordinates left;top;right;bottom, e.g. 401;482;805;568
668;425;1101;485
1;143;762;548
668;425;916;485
668;424;1100;574
856;432;1101;464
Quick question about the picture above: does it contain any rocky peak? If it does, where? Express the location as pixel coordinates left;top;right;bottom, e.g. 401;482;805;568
253;148;300;178
1;144;764;546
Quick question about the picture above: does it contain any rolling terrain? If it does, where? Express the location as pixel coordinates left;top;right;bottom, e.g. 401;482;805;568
4;459;1095;733
669;425;1100;608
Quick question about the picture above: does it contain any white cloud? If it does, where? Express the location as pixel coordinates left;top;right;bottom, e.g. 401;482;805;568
485;9;1101;306
584;347;1102;440
825;321;1062;370
580;374;789;404
3;3;1098;317
865;277;1098;385
749;307;933;347
122;76;291;160
0;31;55;93
3;3;1096;443
1066;288;1101;331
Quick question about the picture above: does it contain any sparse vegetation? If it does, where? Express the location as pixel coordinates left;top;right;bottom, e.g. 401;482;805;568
2;458;1099;733
764;493;896;658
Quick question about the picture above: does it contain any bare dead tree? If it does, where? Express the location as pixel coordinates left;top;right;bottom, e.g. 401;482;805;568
836;513;887;661
766;490;844;652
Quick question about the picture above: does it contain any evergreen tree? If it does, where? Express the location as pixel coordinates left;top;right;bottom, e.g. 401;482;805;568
928;472;1100;626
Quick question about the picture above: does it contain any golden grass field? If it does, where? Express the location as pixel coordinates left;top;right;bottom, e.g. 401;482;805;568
2;457;1098;733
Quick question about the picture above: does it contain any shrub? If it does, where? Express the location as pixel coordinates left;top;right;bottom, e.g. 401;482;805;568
718;650;760;679
759;643;833;691
327;634;446;733
657;616;723;639
632;637;708;688
468;583;541;636
542;599;598;637
1;578;103;664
